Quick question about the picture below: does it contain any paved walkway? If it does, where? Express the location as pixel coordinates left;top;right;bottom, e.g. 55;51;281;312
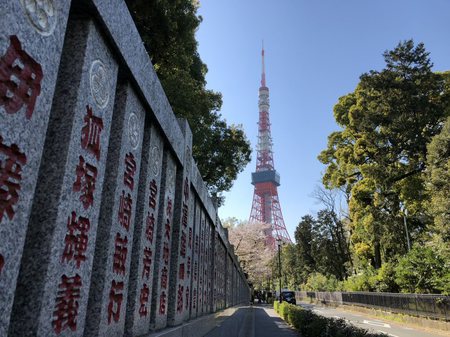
204;304;298;337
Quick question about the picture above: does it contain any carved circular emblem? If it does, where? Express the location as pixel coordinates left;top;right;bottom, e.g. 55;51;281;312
89;60;110;108
151;146;160;177
128;113;140;149
21;0;57;36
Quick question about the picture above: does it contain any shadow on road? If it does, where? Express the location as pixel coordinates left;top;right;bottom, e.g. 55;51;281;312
205;304;299;337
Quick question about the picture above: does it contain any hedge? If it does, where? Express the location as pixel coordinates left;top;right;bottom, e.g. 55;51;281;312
274;302;388;337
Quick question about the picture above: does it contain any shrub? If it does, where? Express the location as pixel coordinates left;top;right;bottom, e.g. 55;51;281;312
273;300;279;313
304;272;341;291
395;245;446;293
275;302;388;337
287;305;303;329
342;268;377;292
279;302;291;321
374;261;400;292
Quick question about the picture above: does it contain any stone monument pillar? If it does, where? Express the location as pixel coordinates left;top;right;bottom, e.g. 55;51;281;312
9;18;119;337
149;151;177;330
167;119;195;326
124;123;164;336
83;81;145;336
0;1;71;334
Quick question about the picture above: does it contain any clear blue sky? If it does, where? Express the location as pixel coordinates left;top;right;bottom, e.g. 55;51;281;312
196;0;450;241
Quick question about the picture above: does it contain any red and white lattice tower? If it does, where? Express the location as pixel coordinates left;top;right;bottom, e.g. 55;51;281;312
249;45;292;247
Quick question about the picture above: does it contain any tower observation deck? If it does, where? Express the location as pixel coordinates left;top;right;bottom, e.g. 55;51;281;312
249;45;292;246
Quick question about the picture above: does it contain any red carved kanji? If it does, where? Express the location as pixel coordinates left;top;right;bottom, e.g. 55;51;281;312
145;212;155;243
160;266;168;289
159;291;167;315
166;197;172;217
164;218;171;240
81;105;103;160
194;261;198;281
123;152;136;191
107;280;124;324
0;35;43;119
185;286;190;310
61;211;90;268
176;284;184;313
113;233;128;275
189;228;192;249
193;289;196;309
181;202;188;228
138;283;150;317
178;263;185;280
195;234;199;253
72;155;97;209
118;190;132;231
183;177;189;201
0;136;26;221
162;241;169;265
149;179;157;209
52;274;82;334
0;254;4;274
187;257;191;277
180;231;186;258
142;247;152;279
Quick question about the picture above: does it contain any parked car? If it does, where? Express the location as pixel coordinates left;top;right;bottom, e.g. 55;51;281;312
280;291;296;305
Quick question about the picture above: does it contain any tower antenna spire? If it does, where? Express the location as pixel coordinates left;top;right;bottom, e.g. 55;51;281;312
261;40;266;87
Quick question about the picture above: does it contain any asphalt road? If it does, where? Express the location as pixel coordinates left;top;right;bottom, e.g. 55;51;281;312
205;305;298;337
299;303;448;337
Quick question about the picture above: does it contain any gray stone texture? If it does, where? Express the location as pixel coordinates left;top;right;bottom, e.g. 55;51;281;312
198;211;206;316
205;219;214;315
84;82;145;337
167;119;194;327
2;0;251;336
9;18;118;337
213;235;226;312
125;124;164;336
89;0;184;164
225;254;234;307
0;1;71;335
150;152;177;330
189;200;201;319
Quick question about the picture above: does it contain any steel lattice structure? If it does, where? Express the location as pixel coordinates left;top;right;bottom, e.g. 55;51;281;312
249;45;292;246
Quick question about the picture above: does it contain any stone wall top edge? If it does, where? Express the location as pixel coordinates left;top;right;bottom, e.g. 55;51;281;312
215;219;232;254
88;0;248;286
190;161;217;224
90;0;184;162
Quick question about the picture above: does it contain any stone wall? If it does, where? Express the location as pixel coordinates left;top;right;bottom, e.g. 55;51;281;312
0;1;250;336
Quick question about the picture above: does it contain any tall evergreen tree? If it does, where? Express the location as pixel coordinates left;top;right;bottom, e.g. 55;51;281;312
319;40;450;268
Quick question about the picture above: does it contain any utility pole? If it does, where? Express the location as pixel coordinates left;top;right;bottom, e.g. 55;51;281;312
277;237;282;303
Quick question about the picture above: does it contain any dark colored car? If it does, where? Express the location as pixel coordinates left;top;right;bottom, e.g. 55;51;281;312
281;291;296;305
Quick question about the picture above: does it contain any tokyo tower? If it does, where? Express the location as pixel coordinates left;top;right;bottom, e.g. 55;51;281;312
249;45;292;246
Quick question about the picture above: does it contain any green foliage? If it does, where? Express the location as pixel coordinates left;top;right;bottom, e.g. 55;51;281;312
342;269;377;292
125;0;251;200
273;300;280;313
304;273;342;292
319;40;450;270
292;211;351;286
279;301;291;321
276;302;387;337
426;116;450;244
373;261;400;292
394;245;447;294
287;305;304;330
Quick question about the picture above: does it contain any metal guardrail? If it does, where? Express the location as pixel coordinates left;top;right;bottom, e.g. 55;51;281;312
296;291;450;321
